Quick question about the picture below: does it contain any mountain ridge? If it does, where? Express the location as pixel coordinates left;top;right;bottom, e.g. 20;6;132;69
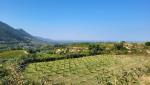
0;21;54;44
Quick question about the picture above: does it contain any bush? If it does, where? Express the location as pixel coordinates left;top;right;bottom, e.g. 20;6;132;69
88;44;103;55
145;42;150;46
0;66;8;78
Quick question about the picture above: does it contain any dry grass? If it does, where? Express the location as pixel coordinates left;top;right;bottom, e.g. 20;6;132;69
140;75;150;85
22;55;150;85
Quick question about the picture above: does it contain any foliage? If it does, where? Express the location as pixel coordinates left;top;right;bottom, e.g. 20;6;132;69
114;41;125;50
0;65;8;79
0;50;28;59
1;41;150;85
88;44;103;55
145;42;150;46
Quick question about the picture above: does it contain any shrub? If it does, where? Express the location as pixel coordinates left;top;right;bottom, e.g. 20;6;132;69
145;42;150;46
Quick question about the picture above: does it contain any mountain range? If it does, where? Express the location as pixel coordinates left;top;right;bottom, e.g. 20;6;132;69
0;21;55;44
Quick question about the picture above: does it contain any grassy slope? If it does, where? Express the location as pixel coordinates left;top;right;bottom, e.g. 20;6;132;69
0;50;28;59
0;50;29;85
23;55;150;85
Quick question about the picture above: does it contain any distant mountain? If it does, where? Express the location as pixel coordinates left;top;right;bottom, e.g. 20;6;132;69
0;21;55;44
35;36;58;44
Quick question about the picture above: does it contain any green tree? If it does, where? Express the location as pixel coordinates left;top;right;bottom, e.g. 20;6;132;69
114;41;126;50
88;44;103;55
145;42;150;46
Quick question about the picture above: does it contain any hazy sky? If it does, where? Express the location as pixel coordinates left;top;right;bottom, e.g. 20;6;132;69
0;0;150;41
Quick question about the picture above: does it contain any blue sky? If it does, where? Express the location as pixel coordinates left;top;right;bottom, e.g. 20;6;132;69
0;0;150;41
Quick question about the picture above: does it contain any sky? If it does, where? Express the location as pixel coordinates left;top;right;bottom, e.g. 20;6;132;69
0;0;150;41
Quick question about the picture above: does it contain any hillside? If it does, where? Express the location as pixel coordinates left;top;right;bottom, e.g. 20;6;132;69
0;21;33;42
0;21;55;44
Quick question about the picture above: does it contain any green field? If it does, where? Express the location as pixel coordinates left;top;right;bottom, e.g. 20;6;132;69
0;50;28;59
1;49;150;85
23;55;150;85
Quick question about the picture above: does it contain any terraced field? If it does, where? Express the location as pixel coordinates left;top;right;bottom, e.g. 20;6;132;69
23;55;150;85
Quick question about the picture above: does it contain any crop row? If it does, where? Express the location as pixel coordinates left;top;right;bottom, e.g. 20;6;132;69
23;55;150;85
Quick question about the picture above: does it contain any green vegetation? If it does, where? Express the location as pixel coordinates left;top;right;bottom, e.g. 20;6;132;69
0;41;150;85
145;42;150;46
22;55;150;85
0;50;28;58
88;44;103;55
